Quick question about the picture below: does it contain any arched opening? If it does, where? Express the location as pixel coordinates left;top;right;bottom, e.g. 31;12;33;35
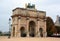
20;27;27;37
39;28;43;37
29;21;36;37
13;27;15;37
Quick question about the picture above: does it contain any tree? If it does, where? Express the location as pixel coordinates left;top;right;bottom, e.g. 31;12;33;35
0;31;2;36
46;17;56;37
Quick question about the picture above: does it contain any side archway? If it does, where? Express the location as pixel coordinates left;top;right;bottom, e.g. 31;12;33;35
20;27;27;37
13;27;15;37
29;21;36;37
39;28;43;37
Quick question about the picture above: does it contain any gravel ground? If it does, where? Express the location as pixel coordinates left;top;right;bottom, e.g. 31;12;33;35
0;37;60;41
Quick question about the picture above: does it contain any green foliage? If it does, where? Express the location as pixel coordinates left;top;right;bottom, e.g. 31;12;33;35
46;17;55;36
0;31;2;34
0;31;11;36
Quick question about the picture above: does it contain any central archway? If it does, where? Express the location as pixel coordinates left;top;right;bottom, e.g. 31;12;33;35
29;21;36;37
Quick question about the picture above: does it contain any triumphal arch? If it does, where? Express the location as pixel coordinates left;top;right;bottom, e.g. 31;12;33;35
11;3;47;37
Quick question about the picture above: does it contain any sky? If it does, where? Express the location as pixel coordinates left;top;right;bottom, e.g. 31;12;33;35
0;0;60;32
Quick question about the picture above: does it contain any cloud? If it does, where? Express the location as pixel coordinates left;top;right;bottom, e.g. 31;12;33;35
0;0;60;31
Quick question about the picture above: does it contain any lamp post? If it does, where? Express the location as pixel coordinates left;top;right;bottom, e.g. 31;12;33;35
8;18;11;38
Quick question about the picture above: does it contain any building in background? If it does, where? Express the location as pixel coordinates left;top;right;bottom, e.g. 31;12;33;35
55;15;60;34
11;3;47;37
55;15;60;26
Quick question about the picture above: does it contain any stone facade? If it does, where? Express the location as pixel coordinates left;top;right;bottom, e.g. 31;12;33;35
11;5;47;37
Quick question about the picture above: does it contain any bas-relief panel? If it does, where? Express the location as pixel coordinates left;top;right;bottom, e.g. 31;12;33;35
20;17;27;26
